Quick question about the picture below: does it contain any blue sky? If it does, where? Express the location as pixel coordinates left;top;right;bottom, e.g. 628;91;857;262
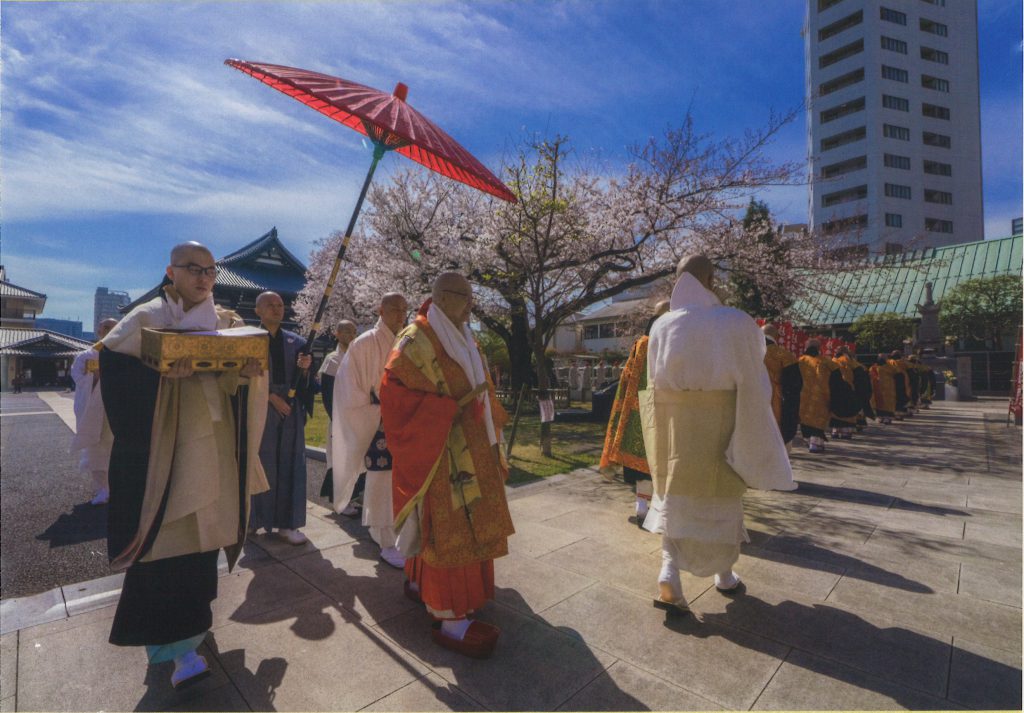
3;0;1021;329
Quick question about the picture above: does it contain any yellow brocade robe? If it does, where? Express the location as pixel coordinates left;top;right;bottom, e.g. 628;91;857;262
600;336;650;473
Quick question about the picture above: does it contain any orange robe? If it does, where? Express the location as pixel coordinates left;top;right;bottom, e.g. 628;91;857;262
764;343;799;426
798;354;833;431
870;362;898;415
599;336;650;473
381;306;514;620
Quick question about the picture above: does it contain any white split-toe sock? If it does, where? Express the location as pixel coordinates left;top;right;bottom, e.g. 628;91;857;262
440;618;472;641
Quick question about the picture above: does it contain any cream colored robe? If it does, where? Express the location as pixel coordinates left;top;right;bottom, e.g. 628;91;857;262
641;274;795;575
70;347;113;473
102;288;269;569
330;319;396;514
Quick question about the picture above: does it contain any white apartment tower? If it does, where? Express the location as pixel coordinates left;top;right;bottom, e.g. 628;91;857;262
805;0;983;254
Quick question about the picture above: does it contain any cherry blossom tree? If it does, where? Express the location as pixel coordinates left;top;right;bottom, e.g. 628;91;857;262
295;108;881;454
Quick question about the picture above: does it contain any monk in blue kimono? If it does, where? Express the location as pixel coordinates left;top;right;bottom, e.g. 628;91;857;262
251;291;313;545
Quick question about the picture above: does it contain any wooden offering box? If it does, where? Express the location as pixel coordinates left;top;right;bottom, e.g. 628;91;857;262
140;327;269;373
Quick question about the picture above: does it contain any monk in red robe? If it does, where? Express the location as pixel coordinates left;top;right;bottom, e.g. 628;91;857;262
381;272;514;659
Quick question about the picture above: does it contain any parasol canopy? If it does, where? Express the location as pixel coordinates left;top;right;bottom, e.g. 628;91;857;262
225;59;516;203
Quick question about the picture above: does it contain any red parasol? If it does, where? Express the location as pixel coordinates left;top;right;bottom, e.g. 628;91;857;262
225;59;516;397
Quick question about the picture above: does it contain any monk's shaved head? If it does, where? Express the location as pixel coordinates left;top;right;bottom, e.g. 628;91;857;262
432;272;473;326
170;241;214;265
675;254;715;289
255;291;283;310
653;299;670;317
97;318;119;339
432;272;471;299
380;292;406;310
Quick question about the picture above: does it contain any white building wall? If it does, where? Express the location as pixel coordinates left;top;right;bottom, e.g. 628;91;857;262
806;0;983;252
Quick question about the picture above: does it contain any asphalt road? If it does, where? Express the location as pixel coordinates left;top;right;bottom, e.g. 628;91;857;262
1;390;339;600
1;392;114;599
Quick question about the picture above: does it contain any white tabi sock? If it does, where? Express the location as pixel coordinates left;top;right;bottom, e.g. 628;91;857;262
440;618;472;641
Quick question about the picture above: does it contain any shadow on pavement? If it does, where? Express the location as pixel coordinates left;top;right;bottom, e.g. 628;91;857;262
791;481;967;517
35;501;107;548
664;593;1021;710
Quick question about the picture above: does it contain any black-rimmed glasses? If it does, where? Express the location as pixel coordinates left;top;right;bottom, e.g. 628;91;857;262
172;263;220;278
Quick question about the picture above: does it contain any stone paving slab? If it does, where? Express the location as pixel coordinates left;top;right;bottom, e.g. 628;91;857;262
542;583;790;710
1;400;1021;711
557;658;723;711
948;636;1024;709
751;648;952;711
692;585;953;698
208;595;430;711
376;597;618;712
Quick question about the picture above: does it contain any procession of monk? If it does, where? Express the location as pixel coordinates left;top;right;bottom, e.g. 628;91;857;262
70;241;941;688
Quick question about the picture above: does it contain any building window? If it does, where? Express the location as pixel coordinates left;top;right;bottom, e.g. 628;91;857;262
925;218;954;233
820;39;864;68
884;242;905;255
921;75;950;92
882;94;909;111
818;10;863;41
599;323;617;339
881;65;909;82
880;7;907;24
821;96;865;123
924;189;953;204
822;214;868;233
821;155;867;178
820;68;865;96
920;18;948;36
818;0;844;10
921;0;946;6
884;153;911;169
822;184;868;207
883;123;911;140
821;126;866;151
923;159;952;176
920;46;949;64
922;103;950;120
881;36;908;54
885;213;903;228
923;131;951;148
885;183;912;199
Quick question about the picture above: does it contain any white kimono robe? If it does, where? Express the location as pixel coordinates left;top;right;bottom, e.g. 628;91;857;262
642;273;795;576
70;347;113;475
330;319;398;541
317;345;346;464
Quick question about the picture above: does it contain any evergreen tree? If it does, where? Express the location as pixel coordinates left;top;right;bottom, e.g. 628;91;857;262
727;199;792;319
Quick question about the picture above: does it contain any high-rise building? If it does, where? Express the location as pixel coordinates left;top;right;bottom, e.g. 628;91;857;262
94;287;130;333
805;0;983;255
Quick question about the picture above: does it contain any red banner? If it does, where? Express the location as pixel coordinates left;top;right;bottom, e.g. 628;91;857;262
1010;327;1022;423
757;320;856;357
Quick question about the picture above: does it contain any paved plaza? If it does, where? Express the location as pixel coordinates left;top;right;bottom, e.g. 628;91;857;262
0;397;1020;711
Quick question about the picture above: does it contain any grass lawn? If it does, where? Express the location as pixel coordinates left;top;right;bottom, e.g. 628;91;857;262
305;396;605;485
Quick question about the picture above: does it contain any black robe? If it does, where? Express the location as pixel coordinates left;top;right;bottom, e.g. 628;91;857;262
779;362;803;444
852;365;876;420
100;349;249;647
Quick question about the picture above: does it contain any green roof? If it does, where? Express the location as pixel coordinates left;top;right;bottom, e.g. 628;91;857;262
792;235;1022;326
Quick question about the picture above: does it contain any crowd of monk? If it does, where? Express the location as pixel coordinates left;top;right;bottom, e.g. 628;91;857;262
67;242;937;688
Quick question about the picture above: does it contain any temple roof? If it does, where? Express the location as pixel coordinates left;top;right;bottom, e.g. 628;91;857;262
792;235;1023;326
0;328;93;357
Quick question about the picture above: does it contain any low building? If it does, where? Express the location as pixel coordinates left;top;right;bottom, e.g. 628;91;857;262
0;267;46;329
0;329;93;390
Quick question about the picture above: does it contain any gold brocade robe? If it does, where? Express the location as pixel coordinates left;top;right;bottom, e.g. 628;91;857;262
599;336;650;473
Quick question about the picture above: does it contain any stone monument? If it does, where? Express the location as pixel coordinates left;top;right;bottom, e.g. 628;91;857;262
915;282;943;352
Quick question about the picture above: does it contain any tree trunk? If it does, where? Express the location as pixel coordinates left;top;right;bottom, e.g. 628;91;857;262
533;321;553;457
508;298;533;392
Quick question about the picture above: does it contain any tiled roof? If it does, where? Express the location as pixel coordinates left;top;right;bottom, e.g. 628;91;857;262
0;280;46;300
220;227;308;272
791;235;1022;326
0;328;93;356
